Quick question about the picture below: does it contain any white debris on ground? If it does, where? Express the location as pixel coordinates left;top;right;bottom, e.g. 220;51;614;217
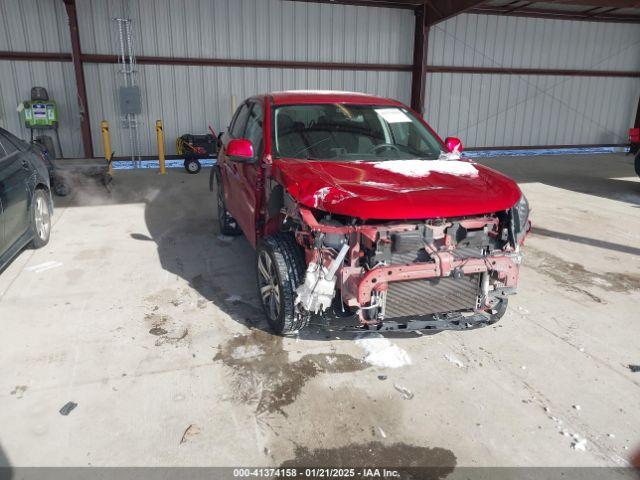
444;353;465;368
217;234;235;243
373;159;478;178
377;426;387;438
225;295;242;303
571;437;587;452
231;345;264;360
393;384;414;400
24;261;63;273
545;406;590;451
517;306;530;315
355;334;411;368
573;405;581;411
608;433;616;438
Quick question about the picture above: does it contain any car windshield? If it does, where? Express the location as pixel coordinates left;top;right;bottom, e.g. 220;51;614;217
272;104;443;161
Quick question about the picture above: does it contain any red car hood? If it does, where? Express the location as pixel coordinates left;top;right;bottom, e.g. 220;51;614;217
273;158;522;220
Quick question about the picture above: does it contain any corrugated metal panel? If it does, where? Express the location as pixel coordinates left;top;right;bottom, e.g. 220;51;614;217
429;14;640;71
85;63;412;156
424;14;640;147
0;60;83;158
425;72;640;147
0;0;70;53
76;0;414;64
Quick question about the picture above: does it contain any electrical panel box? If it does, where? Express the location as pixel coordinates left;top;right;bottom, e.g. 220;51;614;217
119;86;141;115
19;100;58;128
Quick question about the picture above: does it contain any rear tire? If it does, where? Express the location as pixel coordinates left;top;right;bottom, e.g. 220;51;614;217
256;234;308;335
214;169;242;236
30;189;52;249
634;151;640;177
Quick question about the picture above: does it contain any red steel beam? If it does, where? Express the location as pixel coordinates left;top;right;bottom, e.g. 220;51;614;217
425;65;640;77
80;53;413;72
410;6;429;114
469;5;640;23
62;0;94;158
3;51;639;78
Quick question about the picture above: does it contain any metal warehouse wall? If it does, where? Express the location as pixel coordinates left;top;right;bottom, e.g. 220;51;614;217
0;0;83;157
2;1;639;156
76;0;414;157
424;14;640;147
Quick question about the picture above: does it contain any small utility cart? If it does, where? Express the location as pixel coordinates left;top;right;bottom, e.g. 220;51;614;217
176;131;218;174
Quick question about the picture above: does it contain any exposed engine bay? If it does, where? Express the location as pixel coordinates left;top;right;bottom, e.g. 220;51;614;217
283;194;530;331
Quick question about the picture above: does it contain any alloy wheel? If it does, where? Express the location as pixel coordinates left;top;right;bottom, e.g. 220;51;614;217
257;250;281;322
34;196;50;241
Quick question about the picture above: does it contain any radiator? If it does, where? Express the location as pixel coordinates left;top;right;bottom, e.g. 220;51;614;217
384;274;480;319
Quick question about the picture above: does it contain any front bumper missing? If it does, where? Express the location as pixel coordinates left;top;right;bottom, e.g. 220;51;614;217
318;310;498;332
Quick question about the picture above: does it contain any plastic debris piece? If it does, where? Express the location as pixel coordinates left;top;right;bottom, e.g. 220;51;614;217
180;424;201;444
573;405;581;411
377;375;387;381
59;401;77;416
444;353;464;368
571;438;587;451
377;426;387;439
393;384;414;400
628;364;640;373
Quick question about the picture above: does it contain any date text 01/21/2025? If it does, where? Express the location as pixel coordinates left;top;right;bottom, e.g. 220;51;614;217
232;467;402;478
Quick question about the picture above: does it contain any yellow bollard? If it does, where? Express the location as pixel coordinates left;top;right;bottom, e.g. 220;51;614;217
156;120;166;175
101;120;113;176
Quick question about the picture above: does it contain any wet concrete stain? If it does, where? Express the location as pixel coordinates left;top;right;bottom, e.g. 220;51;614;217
214;329;367;415
280;442;456;479
10;385;28;398
526;246;640;303
144;311;189;345
72;246;113;261
149;326;168;336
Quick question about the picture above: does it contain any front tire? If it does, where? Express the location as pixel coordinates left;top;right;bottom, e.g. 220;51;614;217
256;234;308;335
30;189;52;249
635;152;640;177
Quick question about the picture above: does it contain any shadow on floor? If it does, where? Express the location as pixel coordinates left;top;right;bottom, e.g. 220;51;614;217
0;442;12;480
532;227;640;257
479;153;640;206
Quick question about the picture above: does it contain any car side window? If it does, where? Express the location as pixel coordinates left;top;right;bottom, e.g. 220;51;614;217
244;103;263;156
229;103;250;139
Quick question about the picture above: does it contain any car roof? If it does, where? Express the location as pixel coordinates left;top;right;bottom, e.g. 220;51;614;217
267;90;404;107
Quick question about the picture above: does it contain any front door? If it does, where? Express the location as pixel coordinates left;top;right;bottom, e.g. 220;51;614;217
0;137;31;251
222;101;264;246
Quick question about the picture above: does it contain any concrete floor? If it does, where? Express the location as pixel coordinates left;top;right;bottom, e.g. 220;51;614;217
0;153;639;470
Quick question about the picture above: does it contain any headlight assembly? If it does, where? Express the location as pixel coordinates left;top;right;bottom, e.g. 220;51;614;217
512;194;530;242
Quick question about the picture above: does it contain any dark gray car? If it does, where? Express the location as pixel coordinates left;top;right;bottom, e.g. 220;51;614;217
0;127;53;271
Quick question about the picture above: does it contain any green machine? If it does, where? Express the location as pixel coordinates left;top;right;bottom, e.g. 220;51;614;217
18;86;63;157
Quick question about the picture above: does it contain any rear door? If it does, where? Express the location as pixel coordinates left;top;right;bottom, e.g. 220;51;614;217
0;134;31;250
222;101;264;245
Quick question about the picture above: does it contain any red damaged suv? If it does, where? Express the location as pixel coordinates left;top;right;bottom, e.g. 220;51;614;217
212;91;530;334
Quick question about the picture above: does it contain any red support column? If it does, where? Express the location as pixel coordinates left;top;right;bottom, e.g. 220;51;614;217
63;0;94;158
410;6;429;115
